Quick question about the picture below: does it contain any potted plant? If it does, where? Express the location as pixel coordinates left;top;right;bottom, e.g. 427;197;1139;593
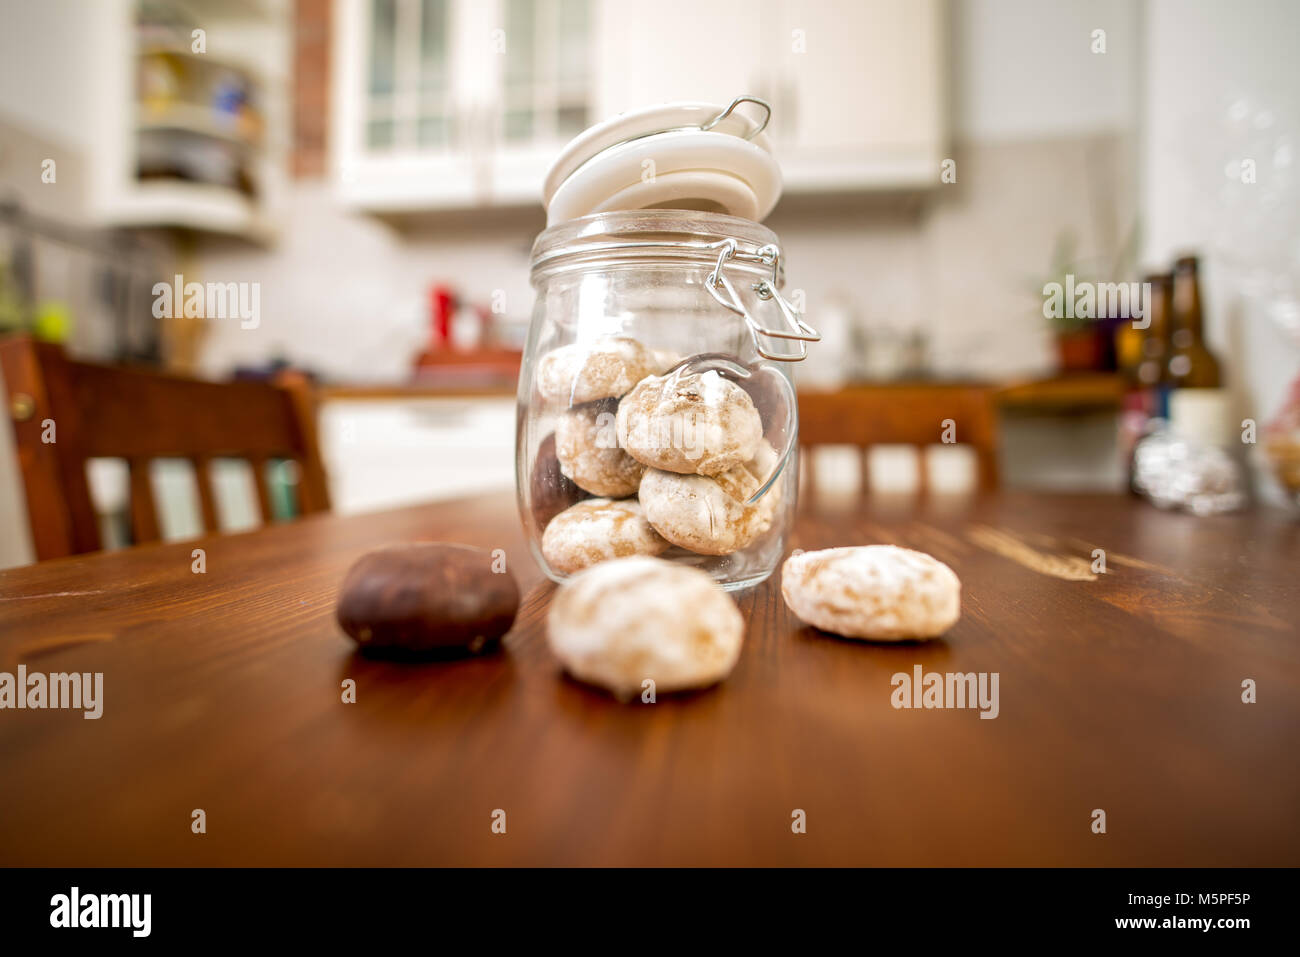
1037;223;1141;374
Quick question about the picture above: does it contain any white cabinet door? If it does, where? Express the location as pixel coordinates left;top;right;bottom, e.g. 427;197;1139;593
333;0;480;209
589;0;762;120
765;0;947;190
319;397;517;514
591;0;945;193
335;0;600;209
486;0;598;203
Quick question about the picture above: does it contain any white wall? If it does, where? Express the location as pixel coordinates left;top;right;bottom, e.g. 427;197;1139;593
952;0;1139;141
0;362;36;569
1141;0;1300;502
0;0;104;153
190;186;542;381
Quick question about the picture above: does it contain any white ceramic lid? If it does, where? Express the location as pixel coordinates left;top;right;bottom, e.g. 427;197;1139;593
542;97;783;226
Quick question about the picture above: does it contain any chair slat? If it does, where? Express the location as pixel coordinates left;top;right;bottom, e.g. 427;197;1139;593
249;457;275;524
275;372;331;513
128;458;160;544
192;456;220;532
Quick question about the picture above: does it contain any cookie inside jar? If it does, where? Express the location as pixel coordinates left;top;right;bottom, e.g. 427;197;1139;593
516;99;817;591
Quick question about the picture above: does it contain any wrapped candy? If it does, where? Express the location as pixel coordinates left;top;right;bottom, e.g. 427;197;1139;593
1132;421;1248;516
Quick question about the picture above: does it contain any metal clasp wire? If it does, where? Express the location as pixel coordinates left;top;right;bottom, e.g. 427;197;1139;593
705;239;821;361
699;96;772;140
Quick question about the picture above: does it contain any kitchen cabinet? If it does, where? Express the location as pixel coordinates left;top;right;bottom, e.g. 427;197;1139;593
83;0;291;241
588;0;763;122
333;0;947;211
759;0;948;190
333;0;595;209
592;0;947;191
318;395;517;513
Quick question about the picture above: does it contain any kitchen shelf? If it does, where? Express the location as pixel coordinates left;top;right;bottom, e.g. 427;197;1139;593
100;181;274;241
137;44;271;85
995;373;1126;413
137;103;262;148
82;0;288;242
796;374;1126;419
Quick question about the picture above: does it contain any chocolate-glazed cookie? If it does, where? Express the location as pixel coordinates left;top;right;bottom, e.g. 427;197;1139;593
530;432;590;531
336;543;519;655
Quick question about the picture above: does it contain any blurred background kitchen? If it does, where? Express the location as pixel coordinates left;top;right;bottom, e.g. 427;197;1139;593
1;0;1298;569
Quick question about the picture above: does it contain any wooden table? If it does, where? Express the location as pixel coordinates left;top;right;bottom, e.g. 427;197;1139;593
1;491;1296;866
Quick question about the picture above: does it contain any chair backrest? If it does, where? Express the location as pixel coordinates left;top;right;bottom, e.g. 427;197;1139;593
1;335;330;560
797;383;1001;494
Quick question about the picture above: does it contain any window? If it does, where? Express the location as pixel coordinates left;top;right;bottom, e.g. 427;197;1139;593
417;0;452;148
358;0;591;157
501;0;591;144
365;0;453;151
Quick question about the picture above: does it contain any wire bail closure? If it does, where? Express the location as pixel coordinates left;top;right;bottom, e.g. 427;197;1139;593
699;95;772;140
705;238;821;361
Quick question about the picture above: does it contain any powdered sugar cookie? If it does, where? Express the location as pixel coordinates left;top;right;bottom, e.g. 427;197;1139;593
650;348;683;374
541;498;669;574
638;449;780;556
616;368;762;475
555;399;645;498
781;545;961;641
536;336;658;405
547;556;745;699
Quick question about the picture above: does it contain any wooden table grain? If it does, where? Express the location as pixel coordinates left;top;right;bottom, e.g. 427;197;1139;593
1;491;1296;866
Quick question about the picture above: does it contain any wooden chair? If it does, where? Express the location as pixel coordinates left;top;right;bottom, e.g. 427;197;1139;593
797;383;1001;495
1;335;330;560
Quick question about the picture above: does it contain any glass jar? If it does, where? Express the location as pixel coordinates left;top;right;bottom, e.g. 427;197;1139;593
516;208;818;590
